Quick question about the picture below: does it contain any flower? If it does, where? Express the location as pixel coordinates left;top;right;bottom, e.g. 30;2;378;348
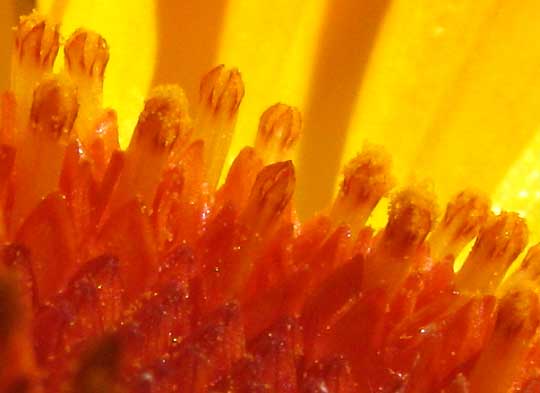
0;3;540;393
27;0;540;236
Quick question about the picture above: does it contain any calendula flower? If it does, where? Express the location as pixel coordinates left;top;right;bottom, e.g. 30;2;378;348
0;2;540;393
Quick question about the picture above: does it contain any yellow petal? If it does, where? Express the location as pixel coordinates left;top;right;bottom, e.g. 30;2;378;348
347;0;540;212
216;0;327;171
37;0;157;147
493;130;540;243
294;0;391;218
150;0;228;103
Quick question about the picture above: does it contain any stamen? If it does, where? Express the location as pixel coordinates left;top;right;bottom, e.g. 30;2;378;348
12;13;59;70
330;145;394;233
430;190;490;261
11;77;79;233
29;78;78;140
383;185;437;253
227;161;295;296
519;243;540;282
243;161;296;234
468;289;540;393
64;29;110;145
133;85;189;150
11;12;60;138
502;243;540;293
88;109;120;180
497;290;540;336
109;85;190;211
217;147;263;212
255;103;301;164
456;212;528;294
194;65;244;190
64;29;109;84
363;185;436;291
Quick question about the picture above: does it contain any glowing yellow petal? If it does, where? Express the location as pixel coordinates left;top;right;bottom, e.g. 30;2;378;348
294;0;390;218
493;129;540;243
37;0;157;147
217;0;327;169
347;0;540;209
151;0;228;103
347;0;496;187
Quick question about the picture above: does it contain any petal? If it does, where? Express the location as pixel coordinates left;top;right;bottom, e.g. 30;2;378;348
346;0;540;210
151;0;228;103
37;0;157;147
294;0;391;218
493;131;540;242
216;0;327;169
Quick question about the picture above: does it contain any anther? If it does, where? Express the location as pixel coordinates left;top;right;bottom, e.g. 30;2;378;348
194;65;244;191
331;146;394;233
11;12;60;138
64;29;110;145
384;185;437;253
456;212;528;294
64;29;110;83
110;85;190;211
430;190;490;261
255;103;301;164
11;77;79;233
